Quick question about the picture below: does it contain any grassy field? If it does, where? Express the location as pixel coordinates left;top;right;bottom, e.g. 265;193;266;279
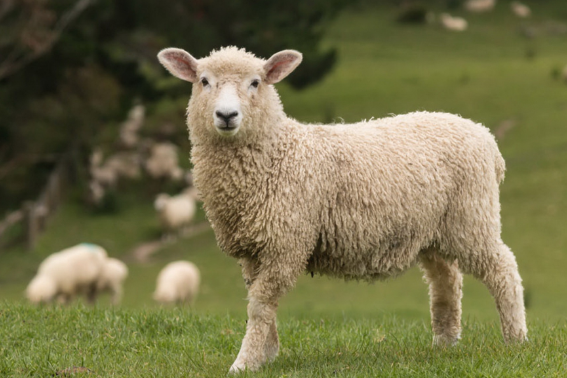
1;1;567;375
1;303;566;377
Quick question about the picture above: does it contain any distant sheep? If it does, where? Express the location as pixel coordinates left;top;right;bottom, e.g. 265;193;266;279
511;2;530;18
119;104;145;148
26;243;108;304
464;0;495;13
158;46;527;373
96;257;128;305
153;261;200;305
145;142;183;181
440;13;468;32
154;187;198;239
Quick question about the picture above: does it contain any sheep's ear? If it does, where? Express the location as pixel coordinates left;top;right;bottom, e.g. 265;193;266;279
264;50;303;84
157;48;199;83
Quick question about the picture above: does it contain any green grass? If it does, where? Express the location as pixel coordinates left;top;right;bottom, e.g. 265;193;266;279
1;303;566;377
1;1;567;375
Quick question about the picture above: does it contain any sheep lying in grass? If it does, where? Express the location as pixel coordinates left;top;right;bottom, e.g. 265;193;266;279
153;261;200;305
464;0;495;13
158;46;527;373
154;187;198;240
96;257;128;305
26;243;108;304
440;13;468;32
511;2;531;18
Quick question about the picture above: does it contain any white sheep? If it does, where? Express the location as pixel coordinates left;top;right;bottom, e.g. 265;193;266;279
464;0;495;13
511;2;530;18
153;261;200;305
440;13;468;32
158;46;527;373
96;257;128;305
145;142;183;181
26;243;108;304
154;187;198;239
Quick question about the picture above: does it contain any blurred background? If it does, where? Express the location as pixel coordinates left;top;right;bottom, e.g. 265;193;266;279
0;0;566;323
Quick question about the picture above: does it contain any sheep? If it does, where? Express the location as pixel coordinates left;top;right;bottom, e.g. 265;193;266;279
511;2;530;18
440;13;468;32
157;46;527;373
145;142;184;181
26;243;108;304
464;0;495;13
96;257;128;305
153;261;200;305
119;104;145;148
154;187;198;240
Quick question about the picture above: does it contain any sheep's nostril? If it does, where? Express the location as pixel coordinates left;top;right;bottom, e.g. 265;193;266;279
215;110;239;125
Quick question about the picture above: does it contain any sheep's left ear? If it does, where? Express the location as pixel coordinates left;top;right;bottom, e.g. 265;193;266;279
264;50;303;84
157;48;199;83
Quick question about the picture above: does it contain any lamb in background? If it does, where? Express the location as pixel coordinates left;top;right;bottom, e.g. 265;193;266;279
158;46;527;373
153;261;200;305
96;257;129;305
464;0;495;13
154;187;199;240
145;142;184;181
440;13;468;32
26;243;108;304
511;2;531;18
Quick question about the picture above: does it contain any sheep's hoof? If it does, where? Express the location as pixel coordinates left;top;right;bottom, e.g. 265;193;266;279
432;334;460;347
228;362;246;374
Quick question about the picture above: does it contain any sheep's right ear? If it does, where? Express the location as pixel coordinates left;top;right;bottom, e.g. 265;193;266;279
264;50;303;84
157;48;199;83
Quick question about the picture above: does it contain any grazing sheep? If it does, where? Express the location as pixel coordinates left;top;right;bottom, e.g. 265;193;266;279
158;46;527;373
153;261;200;305
26;243;108;304
440;13;468;32
511;2;530;18
96;257;128;305
464;0;495;13
154;187;198;239
145;142;183;181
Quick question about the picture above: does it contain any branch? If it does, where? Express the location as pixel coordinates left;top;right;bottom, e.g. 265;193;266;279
0;0;96;80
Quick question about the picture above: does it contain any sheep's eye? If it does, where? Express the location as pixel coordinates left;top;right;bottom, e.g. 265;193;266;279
201;78;209;87
251;79;260;88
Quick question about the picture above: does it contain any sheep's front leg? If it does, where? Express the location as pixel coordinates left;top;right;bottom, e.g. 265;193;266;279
230;261;301;373
239;258;280;363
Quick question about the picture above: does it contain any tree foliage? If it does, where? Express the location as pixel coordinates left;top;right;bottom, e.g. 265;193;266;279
0;0;350;212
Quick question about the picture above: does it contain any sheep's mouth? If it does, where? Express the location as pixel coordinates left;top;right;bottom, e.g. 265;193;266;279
215;123;240;136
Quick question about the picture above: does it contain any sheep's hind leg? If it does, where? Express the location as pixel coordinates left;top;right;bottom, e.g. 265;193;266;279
467;242;527;342
419;251;463;346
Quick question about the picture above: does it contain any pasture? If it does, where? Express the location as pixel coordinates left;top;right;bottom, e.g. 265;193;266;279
1;1;566;376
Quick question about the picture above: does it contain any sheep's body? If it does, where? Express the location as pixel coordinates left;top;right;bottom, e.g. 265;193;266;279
158;46;527;373
440;13;468;32
153;261;200;304
26;243;108;304
96;257;128;305
154;188;197;238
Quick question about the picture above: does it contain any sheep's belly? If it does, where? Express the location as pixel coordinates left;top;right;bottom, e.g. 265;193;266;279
306;242;420;281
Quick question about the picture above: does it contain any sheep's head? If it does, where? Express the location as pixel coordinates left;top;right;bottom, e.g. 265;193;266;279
157;46;302;140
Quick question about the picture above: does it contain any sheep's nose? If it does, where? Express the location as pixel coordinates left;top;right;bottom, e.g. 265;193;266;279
215;110;239;125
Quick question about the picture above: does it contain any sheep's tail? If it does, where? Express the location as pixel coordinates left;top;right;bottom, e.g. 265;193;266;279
495;151;506;184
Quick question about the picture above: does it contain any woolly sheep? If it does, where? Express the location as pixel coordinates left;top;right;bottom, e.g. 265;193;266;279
464;0;495;13
440;13;468;32
96;257;128;305
145;142;183;181
154;187;198;239
26;243;108;304
157;46;527;373
153;261;200;305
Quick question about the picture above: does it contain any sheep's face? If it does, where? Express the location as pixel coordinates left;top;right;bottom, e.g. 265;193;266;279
158;47;302;139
